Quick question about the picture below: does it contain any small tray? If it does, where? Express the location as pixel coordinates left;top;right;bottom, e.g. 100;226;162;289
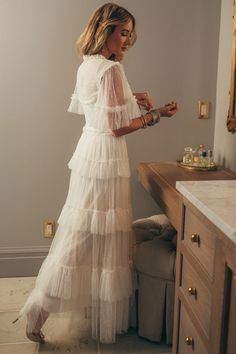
177;161;217;171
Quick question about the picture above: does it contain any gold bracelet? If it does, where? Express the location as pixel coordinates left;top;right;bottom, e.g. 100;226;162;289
147;110;160;125
143;115;148;126
140;115;147;129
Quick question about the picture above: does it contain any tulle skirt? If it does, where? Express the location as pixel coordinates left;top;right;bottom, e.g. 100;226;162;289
18;126;134;343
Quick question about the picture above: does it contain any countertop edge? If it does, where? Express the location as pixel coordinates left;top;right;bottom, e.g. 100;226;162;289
176;181;236;242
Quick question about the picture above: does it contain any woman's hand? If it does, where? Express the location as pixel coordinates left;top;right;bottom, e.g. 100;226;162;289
134;92;154;111
158;101;178;117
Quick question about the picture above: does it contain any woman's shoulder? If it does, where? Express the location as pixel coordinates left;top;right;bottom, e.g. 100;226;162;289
98;59;121;78
77;55;123;86
82;54;121;64
82;54;120;72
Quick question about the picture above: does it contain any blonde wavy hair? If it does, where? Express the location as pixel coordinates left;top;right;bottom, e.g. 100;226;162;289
76;3;136;61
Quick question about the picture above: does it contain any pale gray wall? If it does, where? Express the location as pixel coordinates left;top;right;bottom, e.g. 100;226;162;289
214;0;236;171
1;1;221;259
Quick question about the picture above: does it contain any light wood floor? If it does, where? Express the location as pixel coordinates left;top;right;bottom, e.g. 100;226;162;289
0;277;172;354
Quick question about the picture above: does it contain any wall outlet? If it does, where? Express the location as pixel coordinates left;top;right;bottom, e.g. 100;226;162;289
43;220;56;238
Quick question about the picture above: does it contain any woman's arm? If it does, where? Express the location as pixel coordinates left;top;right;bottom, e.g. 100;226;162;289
112;102;178;137
112;111;154;137
99;64;178;137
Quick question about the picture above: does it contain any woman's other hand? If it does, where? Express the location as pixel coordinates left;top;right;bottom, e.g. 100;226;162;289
158;101;178;117
134;92;154;111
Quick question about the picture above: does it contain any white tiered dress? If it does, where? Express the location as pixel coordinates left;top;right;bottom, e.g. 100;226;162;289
18;54;141;344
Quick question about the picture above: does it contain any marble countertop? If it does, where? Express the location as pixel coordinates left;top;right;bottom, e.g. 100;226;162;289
176;180;236;242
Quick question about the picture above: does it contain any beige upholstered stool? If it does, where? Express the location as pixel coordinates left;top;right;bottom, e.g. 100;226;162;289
132;214;177;344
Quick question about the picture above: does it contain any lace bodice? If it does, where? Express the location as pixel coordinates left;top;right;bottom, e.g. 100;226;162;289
67;55;141;130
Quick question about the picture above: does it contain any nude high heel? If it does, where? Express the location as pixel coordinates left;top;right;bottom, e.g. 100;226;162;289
12;312;47;344
26;325;45;344
25;312;46;344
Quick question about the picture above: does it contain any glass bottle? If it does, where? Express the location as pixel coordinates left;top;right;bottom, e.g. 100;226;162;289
201;150;208;167
183;147;193;164
207;150;214;167
197;144;205;167
192;149;199;166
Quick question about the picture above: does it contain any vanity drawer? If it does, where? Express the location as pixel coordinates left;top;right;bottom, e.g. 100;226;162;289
179;305;208;354
183;207;216;278
181;257;211;336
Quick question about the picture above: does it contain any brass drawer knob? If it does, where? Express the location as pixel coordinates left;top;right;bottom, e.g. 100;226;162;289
185;336;194;346
191;234;200;243
188;287;197;296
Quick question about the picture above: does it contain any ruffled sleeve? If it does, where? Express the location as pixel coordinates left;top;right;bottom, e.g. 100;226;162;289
96;63;141;130
67;84;84;115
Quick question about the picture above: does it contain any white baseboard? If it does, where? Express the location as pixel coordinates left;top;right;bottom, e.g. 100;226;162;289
0;246;50;277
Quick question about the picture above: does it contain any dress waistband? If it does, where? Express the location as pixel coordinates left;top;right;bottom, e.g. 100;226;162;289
83;126;113;136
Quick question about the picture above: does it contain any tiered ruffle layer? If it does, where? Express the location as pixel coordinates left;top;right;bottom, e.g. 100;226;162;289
18;127;134;343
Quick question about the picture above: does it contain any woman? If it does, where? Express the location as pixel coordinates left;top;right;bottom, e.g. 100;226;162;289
13;2;178;345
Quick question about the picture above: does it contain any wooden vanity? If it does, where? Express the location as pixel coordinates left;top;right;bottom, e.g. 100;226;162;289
138;162;236;354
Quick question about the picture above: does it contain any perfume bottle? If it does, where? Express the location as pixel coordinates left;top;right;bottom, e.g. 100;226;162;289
197;144;205;167
192;144;203;166
183;147;193;164
207;150;214;167
192;149;199;166
201;150;208;167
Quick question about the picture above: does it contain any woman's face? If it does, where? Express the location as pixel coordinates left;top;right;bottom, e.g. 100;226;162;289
104;21;133;59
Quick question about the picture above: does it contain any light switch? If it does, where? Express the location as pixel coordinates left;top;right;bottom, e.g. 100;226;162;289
43;220;56;238
198;101;210;119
